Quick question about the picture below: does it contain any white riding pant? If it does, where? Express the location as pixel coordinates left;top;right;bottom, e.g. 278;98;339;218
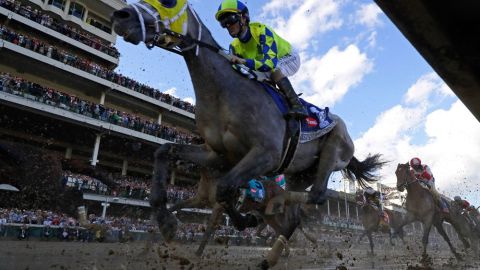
276;49;301;77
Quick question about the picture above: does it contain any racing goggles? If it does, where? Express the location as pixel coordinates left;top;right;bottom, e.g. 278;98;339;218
220;14;241;28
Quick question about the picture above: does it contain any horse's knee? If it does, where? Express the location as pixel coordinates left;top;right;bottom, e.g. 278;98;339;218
154;144;172;160
150;188;167;207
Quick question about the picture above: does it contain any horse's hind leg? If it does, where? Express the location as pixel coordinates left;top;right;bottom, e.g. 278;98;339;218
434;221;461;260
358;231;367;243
367;231;374;255
450;219;471;250
195;203;224;257
388;229;395;246
309;124;354;204
397;227;407;245
299;224;317;247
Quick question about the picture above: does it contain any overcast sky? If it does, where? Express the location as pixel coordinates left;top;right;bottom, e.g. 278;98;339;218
116;0;480;205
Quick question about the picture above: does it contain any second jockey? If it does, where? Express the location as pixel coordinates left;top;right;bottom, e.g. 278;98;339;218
409;157;449;213
363;187;388;223
453;196;477;226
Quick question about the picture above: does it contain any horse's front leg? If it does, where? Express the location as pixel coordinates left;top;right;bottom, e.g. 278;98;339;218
150;143;224;242
150;144;178;242
166;143;227;167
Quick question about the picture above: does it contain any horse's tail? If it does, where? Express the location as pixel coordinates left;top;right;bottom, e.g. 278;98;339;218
343;154;386;188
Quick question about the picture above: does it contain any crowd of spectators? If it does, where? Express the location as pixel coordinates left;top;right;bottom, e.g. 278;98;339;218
0;24;196;113
63;171;196;204
0;72;201;144
0;0;119;57
167;185;196;204
65;172;109;195
0;207;152;242
322;214;363;229
0;207;274;246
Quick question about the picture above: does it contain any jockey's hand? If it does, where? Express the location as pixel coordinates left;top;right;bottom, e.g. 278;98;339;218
230;55;247;65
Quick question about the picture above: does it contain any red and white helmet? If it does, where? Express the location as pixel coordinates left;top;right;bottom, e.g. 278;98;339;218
410;157;421;166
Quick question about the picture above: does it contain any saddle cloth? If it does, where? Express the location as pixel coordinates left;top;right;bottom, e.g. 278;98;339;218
261;83;337;143
381;211;390;225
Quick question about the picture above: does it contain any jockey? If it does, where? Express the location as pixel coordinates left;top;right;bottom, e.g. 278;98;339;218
363;187;390;224
215;0;308;120
237;174;286;205
363;187;383;211
409;157;449;213
453;195;470;210
453;196;477;226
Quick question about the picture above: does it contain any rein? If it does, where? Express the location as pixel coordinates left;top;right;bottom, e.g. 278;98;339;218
397;166;418;190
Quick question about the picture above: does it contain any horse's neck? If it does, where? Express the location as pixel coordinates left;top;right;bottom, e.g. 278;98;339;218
405;180;432;208
406;180;424;195
182;8;234;107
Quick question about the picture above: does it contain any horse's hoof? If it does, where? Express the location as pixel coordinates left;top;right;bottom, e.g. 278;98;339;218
194;249;203;257
157;210;177;242
259;259;269;270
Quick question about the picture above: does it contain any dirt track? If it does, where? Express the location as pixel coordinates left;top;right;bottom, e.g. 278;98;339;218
1;239;479;270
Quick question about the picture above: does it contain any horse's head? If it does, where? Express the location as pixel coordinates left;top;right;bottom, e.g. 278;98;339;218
111;0;191;48
395;162;413;192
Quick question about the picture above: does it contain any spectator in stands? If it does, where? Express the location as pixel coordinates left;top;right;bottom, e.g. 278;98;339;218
0;72;201;144
42;225;52;240
0;23;195;113
17;224;28;240
0;213;6;237
61;227;69;241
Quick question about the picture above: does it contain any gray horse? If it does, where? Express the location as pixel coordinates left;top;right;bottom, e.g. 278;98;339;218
111;2;384;267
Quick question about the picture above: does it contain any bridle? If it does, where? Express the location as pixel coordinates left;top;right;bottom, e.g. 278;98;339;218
396;164;418;191
130;1;231;59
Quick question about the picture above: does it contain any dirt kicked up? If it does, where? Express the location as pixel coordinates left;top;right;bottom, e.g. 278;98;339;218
0;240;479;270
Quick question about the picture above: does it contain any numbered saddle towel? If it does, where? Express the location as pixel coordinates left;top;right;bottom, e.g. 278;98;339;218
261;83;337;143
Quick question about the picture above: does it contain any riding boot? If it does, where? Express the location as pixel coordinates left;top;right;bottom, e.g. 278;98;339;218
277;77;309;119
430;188;449;213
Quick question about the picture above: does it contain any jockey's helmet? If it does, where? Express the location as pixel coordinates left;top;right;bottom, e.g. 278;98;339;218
215;0;249;22
454;195;461;201
409;157;421;167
